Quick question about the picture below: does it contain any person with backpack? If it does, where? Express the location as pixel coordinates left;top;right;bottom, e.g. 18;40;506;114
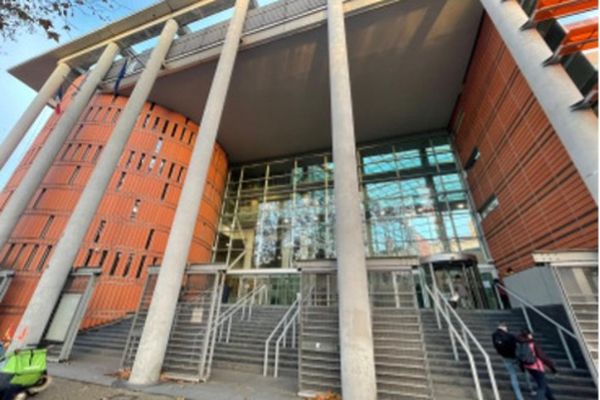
516;328;557;400
492;322;524;400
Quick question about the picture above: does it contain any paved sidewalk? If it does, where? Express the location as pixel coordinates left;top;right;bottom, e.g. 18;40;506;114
36;377;175;400
47;356;299;400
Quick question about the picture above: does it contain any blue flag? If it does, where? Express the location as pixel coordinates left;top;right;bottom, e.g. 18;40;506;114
113;58;128;95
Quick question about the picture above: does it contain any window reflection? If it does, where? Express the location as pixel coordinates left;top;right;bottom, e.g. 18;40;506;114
214;134;488;268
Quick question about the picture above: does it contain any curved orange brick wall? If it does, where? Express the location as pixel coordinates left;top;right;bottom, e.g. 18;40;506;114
0;81;228;335
451;16;597;276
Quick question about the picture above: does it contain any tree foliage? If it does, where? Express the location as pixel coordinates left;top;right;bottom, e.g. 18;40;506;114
0;0;114;43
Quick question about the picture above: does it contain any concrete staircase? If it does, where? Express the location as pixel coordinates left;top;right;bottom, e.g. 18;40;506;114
569;297;598;365
372;288;432;400
212;304;298;376
298;272;433;399
64;316;133;361
160;289;215;380
421;308;598;400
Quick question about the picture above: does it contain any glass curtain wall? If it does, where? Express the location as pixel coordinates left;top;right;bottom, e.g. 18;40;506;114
213;133;488;269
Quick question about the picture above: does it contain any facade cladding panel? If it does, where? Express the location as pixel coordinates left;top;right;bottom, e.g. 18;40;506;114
0;82;228;334
453;16;597;276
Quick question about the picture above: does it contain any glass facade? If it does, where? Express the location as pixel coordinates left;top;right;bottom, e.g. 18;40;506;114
213;132;488;269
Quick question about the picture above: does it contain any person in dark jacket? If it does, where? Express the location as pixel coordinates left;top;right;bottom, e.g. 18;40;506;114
517;328;557;400
492;322;524;400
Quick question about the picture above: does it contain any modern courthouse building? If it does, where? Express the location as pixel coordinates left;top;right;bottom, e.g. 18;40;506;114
0;0;597;399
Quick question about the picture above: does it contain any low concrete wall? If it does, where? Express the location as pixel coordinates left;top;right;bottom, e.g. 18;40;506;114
504;266;563;306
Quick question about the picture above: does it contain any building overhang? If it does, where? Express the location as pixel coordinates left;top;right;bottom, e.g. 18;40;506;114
9;0;483;163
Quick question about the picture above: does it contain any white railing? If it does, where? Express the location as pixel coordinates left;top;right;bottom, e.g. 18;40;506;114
424;285;500;400
273;304;300;378
263;293;300;376
495;283;579;371
217;285;267;343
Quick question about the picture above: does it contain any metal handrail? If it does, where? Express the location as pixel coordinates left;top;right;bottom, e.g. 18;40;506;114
204;284;267;380
496;283;578;370
263;293;300;376
274;305;300;377
423;285;492;400
219;285;267;343
429;285;500;400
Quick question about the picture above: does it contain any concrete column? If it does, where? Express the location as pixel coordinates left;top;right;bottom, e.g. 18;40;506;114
0;43;119;253
129;0;250;385
0;63;71;171
480;0;598;203
326;0;377;398
9;21;178;351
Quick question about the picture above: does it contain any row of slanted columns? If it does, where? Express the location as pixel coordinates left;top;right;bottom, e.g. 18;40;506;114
0;0;377;398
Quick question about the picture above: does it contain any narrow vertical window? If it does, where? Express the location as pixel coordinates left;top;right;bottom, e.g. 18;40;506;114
84;107;94;120
137;153;146;170
112;108;122;123
93;220;106;243
10;244;27;269
171;123;178;138
180;127;187;142
33;188;47;209
60;144;73;161
83;248;94;267
74;124;84;139
125;151;135;168
148;156;156;172
122;253;134;277
152;116;160;130
92;145;103;163
0;243;16;266
40;215;55;239
162;120;169;134
158;159;166;175
145;229;155;250
98;250;108;269
71;143;82;160
188;132;195;145
130;199;141;219
176;166;184;183
92;106;103;121
81;144;92;161
36;245;53;272
23;244;39;271
102;106;112;122
167;163;175;179
135;255;146;279
142;113;151;128
154;138;163;154
68;165;81;185
109;251;122;275
116;172;126;191
160;183;169;201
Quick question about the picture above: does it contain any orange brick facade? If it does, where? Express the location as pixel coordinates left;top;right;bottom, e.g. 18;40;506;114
0;83;228;335
452;16;598;276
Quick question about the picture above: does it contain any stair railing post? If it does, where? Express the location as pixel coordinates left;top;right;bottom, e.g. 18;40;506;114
392;271;400;309
493;283;505;310
226;315;232;343
557;327;576;369
521;304;533;333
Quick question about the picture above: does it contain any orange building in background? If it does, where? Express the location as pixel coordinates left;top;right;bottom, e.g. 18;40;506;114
0;82;228;334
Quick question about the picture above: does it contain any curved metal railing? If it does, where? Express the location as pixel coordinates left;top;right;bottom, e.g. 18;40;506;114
263;293;300;376
424;284;500;400
496;283;579;371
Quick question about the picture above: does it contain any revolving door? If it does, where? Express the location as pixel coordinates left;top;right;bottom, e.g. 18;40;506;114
420;252;490;309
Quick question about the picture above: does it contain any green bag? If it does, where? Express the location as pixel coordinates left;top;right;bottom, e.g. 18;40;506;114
1;348;47;386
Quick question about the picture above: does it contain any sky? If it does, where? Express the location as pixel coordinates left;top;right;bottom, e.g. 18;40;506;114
0;1;162;190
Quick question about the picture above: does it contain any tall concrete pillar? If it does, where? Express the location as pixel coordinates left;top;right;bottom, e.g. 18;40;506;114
9;21;178;351
129;0;250;386
0;43;119;253
326;0;377;398
0;63;71;171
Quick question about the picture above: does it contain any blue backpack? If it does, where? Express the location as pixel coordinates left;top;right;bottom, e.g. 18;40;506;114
515;342;536;365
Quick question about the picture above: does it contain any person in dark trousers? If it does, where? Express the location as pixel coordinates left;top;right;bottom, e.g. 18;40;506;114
517;328;557;400
492;322;524;400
